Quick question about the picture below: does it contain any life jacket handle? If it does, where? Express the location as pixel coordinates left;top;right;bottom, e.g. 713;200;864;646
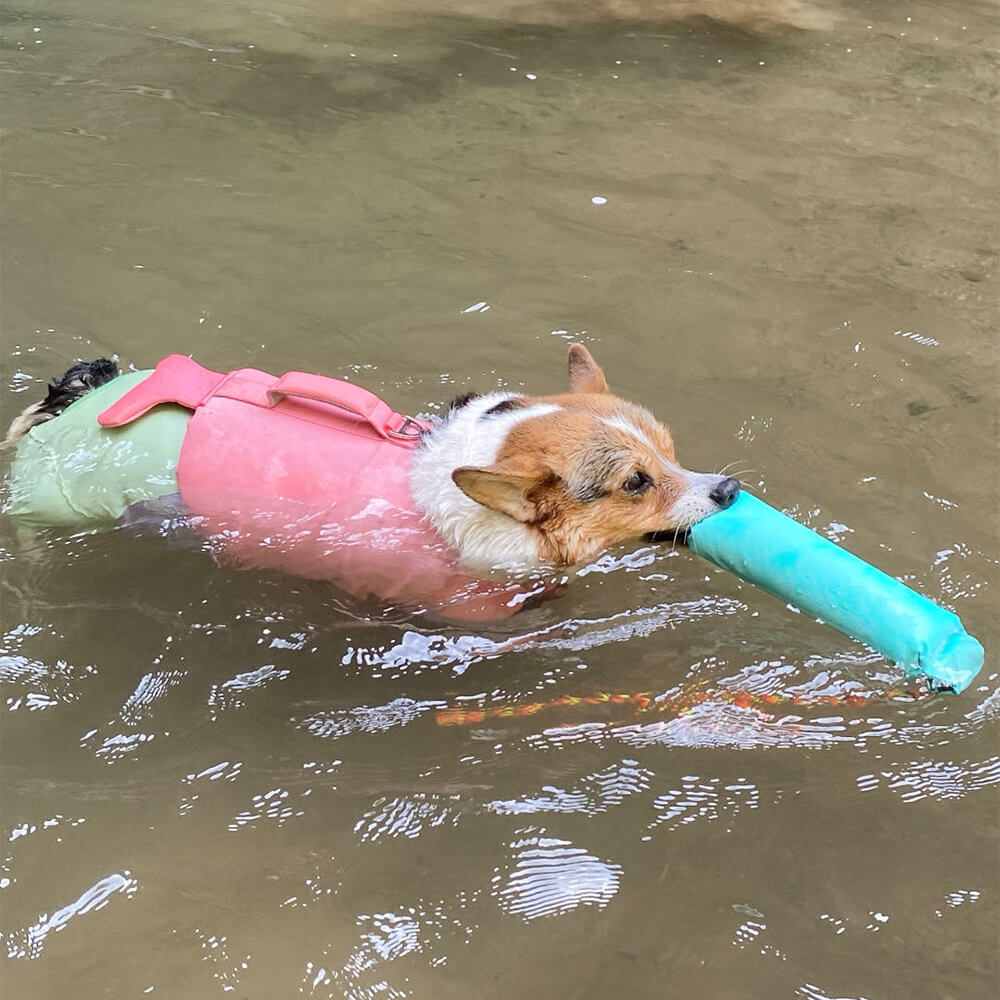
266;371;424;442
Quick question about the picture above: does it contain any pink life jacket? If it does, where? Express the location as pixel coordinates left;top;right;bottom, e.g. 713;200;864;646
98;355;555;621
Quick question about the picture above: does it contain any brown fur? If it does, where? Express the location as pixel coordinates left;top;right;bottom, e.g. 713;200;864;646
453;345;707;565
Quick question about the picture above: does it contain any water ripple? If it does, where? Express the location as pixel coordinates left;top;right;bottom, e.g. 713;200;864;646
354;794;462;843
193;927;252;994
208;663;289;717
301;892;481;996
1;625;96;711
796;983;870;1000
492;828;622;920
855;756;1000;804
648;775;761;834
118;669;186;725
340;596;745;678
528;703;855;752
4;871;138;960
939;889;981;912
228;787;305;831
296;698;443;740
489;759;653;817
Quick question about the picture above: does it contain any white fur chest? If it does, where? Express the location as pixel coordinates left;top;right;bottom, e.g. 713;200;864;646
409;393;559;571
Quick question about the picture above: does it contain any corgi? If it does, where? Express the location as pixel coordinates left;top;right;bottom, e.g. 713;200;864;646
3;346;739;618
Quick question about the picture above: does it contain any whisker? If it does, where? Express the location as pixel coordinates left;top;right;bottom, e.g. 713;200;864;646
717;460;745;476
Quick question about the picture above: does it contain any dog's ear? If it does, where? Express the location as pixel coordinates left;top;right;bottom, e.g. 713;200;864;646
567;344;610;394
452;466;550;522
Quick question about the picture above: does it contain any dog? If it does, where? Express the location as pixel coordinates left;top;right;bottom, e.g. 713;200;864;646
3;346;739;619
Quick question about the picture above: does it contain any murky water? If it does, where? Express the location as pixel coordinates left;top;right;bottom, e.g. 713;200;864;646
1;0;998;997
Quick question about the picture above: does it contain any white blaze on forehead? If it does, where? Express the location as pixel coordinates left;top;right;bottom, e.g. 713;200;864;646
601;414;654;450
600;414;681;473
437;394;562;467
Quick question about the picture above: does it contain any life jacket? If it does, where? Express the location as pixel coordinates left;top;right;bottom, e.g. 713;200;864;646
94;355;553;621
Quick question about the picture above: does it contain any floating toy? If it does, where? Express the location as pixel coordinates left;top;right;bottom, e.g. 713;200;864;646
687;492;983;693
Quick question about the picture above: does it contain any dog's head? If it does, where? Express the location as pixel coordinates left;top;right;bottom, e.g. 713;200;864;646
413;344;739;569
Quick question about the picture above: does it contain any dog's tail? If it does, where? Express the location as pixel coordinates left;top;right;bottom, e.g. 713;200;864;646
2;358;120;449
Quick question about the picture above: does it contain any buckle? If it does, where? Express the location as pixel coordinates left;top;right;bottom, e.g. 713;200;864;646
385;415;425;441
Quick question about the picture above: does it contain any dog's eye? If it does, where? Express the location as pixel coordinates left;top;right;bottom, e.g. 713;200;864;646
623;470;652;496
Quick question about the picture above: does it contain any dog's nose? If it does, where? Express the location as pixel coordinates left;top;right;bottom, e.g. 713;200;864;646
709;476;740;509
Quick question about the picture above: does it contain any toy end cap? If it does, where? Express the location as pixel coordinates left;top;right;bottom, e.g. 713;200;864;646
920;632;985;694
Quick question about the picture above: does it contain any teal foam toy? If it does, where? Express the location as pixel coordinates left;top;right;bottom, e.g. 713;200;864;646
688;492;984;693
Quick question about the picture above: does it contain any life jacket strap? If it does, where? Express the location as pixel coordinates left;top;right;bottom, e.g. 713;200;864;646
97;354;223;426
98;354;427;445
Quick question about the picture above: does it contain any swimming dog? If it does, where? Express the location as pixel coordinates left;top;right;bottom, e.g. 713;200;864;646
4;346;739;618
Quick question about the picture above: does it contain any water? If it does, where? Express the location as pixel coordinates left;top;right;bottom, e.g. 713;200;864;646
1;1;997;997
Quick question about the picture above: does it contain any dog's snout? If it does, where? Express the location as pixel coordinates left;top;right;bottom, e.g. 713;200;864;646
709;476;740;509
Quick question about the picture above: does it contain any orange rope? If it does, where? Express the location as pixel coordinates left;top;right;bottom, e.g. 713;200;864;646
434;684;930;727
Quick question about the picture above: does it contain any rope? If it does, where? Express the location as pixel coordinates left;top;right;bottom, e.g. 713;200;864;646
434;682;931;727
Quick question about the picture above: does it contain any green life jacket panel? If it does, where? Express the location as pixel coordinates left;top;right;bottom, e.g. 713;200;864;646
6;371;190;526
